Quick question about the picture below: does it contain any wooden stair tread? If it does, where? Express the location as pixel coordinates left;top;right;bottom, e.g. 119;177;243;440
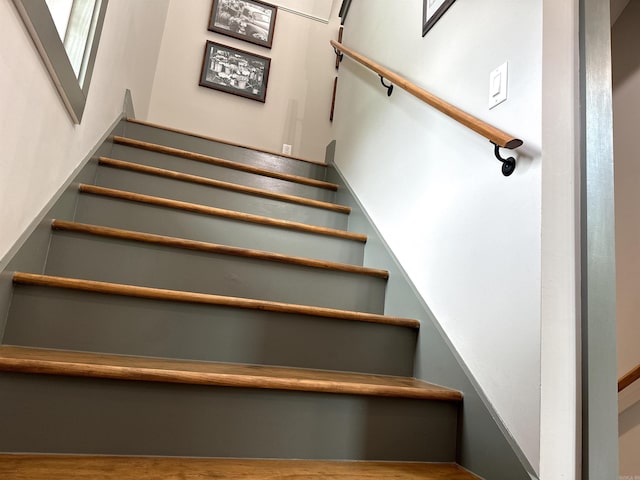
127;117;327;167
51;220;389;279
12;272;418;328
0;346;461;401
79;184;367;242
98;157;350;214
113;136;337;191
0;455;479;479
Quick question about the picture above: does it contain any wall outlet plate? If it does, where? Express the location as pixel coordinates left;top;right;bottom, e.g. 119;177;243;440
489;62;508;109
282;144;292;155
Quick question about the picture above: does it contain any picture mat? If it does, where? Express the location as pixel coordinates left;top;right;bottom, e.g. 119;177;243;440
210;0;277;48
200;41;271;102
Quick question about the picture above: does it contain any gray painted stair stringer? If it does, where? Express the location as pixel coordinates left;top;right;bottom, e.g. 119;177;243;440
0;115;127;343
325;143;537;480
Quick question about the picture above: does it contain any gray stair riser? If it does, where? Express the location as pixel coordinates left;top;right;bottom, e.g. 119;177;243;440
0;372;457;461
95;166;348;230
45;231;386;314
110;144;335;203
123;121;327;180
5;287;416;376
74;194;365;265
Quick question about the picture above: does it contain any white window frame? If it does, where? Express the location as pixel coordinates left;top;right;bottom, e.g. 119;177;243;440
12;0;109;123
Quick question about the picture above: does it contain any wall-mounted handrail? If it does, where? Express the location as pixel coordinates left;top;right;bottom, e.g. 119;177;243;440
331;40;524;175
619;363;640;392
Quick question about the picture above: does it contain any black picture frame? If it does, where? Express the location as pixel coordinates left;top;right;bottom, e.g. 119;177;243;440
200;40;271;103
208;0;277;48
422;0;456;36
339;0;353;25
330;77;338;122
335;26;343;69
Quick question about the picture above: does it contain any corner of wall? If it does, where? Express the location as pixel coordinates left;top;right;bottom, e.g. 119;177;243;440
123;89;136;119
144;0;172;122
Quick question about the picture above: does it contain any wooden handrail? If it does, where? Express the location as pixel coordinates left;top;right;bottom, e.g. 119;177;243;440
331;40;523;150
619;363;640;392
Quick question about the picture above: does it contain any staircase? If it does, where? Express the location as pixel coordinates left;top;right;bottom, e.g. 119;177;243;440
0;119;479;479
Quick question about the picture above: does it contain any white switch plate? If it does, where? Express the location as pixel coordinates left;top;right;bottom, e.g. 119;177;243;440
489;62;508;109
282;144;292;155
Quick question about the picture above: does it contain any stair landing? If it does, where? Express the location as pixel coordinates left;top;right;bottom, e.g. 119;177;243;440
0;455;481;479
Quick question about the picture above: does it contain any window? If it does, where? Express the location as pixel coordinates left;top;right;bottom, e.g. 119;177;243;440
12;0;109;123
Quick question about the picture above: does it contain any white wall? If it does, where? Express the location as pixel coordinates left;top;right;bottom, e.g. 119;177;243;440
0;0;170;264
146;0;338;162
612;1;640;474
332;0;542;470
539;1;580;478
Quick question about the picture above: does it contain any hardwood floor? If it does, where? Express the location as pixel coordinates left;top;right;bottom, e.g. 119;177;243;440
0;455;481;479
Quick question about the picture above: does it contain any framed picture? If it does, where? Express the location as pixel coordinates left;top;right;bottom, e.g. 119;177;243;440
209;0;277;48
339;0;353;25
200;40;271;103
422;0;456;36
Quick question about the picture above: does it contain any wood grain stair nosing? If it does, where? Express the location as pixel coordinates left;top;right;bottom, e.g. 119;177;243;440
12;272;418;328
98;156;350;214
113;136;337;191
51;220;389;279
0;346;461;401
0;455;480;479
126;117;328;167
78;184;367;243
619;363;640;392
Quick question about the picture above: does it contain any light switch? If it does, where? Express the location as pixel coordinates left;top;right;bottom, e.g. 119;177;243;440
489;62;508;109
490;72;502;97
